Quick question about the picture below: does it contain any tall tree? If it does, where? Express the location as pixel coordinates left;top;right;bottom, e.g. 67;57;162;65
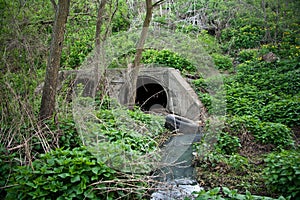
127;0;165;107
95;0;108;48
39;0;70;121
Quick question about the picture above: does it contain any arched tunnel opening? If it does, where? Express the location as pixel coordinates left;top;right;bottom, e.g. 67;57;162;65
135;81;168;112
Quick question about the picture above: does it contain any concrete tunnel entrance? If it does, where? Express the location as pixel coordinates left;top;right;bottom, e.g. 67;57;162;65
109;67;204;120
135;77;168;111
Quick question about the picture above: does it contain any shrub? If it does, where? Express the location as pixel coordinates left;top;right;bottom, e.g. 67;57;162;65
237;49;259;63
45;116;82;149
5;147;120;199
264;149;300;198
221;25;263;50
198;30;221;54
95;108;163;153
251;122;294;147
142;49;197;72
0;146;17;198
227;116;294;148
226;154;249;174
194;186;287;200
225;83;267;117
197;93;212;113
260;98;300;127
212;53;233;70
215;132;241;155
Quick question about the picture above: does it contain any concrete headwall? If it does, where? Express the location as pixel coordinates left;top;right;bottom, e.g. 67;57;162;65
107;67;205;121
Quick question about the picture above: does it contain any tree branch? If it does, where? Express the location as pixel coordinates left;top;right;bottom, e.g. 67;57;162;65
50;0;57;11
152;0;165;8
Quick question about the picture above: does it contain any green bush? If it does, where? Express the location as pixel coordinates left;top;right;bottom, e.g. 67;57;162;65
215;132;241;155
194;186;287;200
95;108;163;154
142;49;197;72
45;116;82;149
226;154;249;174
260;98;300;127
221;25;263;50
198;30;221;54
225;83;269;117
225;58;300;127
227;116;294;148
264;149;300;198
232;59;299;97
212;53;233;70
251;122;294;147
0;146;17;198
197;93;212;113
237;49;259;63
6;147;118;200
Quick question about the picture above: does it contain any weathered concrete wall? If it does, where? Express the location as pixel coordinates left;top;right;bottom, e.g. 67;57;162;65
37;67;206;121
107;67;205;120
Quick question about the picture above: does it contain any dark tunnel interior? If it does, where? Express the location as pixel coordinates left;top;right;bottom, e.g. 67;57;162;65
135;83;167;111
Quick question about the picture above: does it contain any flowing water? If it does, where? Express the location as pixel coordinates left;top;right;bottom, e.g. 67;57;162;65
151;114;203;199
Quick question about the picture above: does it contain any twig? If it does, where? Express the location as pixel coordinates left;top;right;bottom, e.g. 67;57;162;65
153;0;165;7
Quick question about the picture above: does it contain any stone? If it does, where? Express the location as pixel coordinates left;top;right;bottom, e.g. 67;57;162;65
262;52;278;62
150;179;202;200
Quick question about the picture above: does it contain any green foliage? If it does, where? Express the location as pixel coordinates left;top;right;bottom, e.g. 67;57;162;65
110;0;131;32
6;147;118;200
221;25;264;50
198;93;212;113
227;116;294;148
175;22;200;34
237;49;259;63
95;108;164;154
233;60;300;97
194;186;287;200
194;187;224;200
212;53;233;70
61;12;96;69
264;149;300;198
260;42;300;62
226;83;274;117
225;57;300;127
260;98;300;127
0;146;17;198
107;48;198;73
198;30;222;54
226;154;249;174
142;49;197;72
0;0;50;132
47;116;82;149
215;132;241;155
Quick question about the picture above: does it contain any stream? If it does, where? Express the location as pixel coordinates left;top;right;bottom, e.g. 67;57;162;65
151;114;203;200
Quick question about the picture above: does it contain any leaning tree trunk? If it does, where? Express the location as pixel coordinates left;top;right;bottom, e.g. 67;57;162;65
127;0;153;108
39;0;70;121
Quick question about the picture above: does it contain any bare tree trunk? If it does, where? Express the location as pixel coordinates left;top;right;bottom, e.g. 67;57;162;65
95;0;108;47
261;0;271;43
274;0;280;44
39;0;70;121
127;0;153;108
94;0;108;99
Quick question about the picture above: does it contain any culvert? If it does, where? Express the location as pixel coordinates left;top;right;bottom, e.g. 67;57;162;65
108;67;206;121
135;77;168;111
